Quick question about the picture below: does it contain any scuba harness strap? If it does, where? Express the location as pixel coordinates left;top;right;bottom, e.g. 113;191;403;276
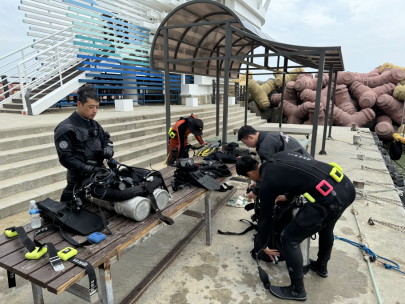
218;219;257;235
4;226;98;300
144;182;174;225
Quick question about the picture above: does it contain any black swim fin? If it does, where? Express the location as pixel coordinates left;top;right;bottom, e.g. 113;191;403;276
188;170;220;190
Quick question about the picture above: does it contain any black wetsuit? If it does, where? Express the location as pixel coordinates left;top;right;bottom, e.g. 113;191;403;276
257;151;355;290
252;132;311;196
54;111;113;202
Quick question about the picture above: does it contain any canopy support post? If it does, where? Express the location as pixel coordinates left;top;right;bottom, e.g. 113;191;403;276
310;51;326;157
328;71;339;139
319;66;334;155
222;22;231;144
216;48;220;136
163;28;171;156
278;57;288;127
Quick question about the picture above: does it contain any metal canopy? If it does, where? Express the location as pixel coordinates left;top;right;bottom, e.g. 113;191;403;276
150;0;345;157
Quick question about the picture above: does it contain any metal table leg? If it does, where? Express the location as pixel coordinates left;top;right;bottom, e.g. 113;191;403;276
99;260;114;304
32;282;44;304
205;192;212;246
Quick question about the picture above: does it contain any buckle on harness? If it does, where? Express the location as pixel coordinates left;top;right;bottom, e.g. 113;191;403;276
303;192;316;203
330;167;344;183
4;229;17;238
315;180;333;196
168;128;176;139
329;162;343;173
25;246;48;260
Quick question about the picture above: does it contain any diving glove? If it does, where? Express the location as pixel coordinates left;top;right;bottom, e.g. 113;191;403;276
103;147;114;160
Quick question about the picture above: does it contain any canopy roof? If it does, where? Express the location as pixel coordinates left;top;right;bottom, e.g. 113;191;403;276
150;0;344;78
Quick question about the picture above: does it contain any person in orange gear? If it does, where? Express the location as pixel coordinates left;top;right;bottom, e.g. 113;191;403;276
167;114;208;164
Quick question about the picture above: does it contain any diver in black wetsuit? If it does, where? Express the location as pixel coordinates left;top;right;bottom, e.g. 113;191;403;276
236;153;355;302
54;85;114;203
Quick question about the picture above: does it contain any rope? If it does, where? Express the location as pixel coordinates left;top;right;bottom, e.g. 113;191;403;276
334;235;405;276
350;208;383;304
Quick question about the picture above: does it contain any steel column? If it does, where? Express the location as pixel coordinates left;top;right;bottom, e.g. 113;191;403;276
328;71;339;139
319;66;334;155
205;192;212;246
309;52;326;157
31;283;44;304
278;57;288;127
163;28;171;155
244;65;249;126
216;48;220;136
99;261;114;304
222;22;232;144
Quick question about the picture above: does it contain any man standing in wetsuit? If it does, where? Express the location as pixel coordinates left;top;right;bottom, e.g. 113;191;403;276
54;85;114;203
236;154;355;302
238;125;312;200
167;114;208;164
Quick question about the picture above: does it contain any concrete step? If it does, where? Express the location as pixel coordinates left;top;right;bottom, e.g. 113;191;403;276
12;98;40;104
0;105;241;139
0;114;266;217
0;110;260;177
0;108;22;114
3;103;23;110
0;107;242;151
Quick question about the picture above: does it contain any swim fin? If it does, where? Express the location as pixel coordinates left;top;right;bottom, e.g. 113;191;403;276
187;170;220;190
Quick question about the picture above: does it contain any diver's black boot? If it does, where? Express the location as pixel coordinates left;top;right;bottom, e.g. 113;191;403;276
270;285;307;301
309;258;328;278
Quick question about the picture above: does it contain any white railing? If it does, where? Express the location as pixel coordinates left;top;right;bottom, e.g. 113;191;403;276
16;35;82;112
0;26;73;107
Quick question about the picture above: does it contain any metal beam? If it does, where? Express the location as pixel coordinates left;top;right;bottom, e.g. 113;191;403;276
164;28;171;156
230;50;322;60
216;48;220;136
161;19;237;29
328;71;339;139
319;66;333;155
279;57;288;127
310;51;326;157
222;22;232;145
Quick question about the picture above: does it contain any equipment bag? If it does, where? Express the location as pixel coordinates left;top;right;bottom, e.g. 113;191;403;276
37;198;106;236
204;151;238;163
195;141;221;157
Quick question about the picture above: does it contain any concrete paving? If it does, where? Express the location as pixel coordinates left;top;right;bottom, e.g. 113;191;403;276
1;123;405;303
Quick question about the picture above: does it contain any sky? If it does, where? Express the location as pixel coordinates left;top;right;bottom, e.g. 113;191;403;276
1;0;404;81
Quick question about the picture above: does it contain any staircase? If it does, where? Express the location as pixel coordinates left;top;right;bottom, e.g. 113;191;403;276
0;64;83;114
0;105;266;219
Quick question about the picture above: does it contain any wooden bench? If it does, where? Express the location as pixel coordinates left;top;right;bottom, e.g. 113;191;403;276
233;126;313;139
0;158;236;304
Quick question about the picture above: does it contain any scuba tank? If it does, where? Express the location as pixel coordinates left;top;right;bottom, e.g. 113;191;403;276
97;189;171;222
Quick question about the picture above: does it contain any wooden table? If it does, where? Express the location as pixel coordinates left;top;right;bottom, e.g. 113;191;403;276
0;159;236;304
233;126;313;139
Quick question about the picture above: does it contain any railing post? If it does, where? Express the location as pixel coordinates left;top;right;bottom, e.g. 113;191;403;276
20;50;27;79
17;64;27;113
212;80;216;104
1;75;9;98
56;46;63;86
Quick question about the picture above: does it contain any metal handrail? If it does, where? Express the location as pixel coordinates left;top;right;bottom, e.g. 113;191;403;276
16;35;81;111
0;26;72;62
0;26;76;108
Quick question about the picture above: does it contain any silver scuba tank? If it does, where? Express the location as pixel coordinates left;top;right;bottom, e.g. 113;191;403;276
153;189;172;210
292;197;311;275
98;197;152;221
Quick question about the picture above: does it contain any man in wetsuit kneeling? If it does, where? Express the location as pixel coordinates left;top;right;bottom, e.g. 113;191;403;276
236;154;355;302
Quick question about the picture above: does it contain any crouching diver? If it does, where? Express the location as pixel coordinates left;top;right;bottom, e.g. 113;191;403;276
238;125;312;201
167;114;208;165
54;85;114;204
236;153;355;301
